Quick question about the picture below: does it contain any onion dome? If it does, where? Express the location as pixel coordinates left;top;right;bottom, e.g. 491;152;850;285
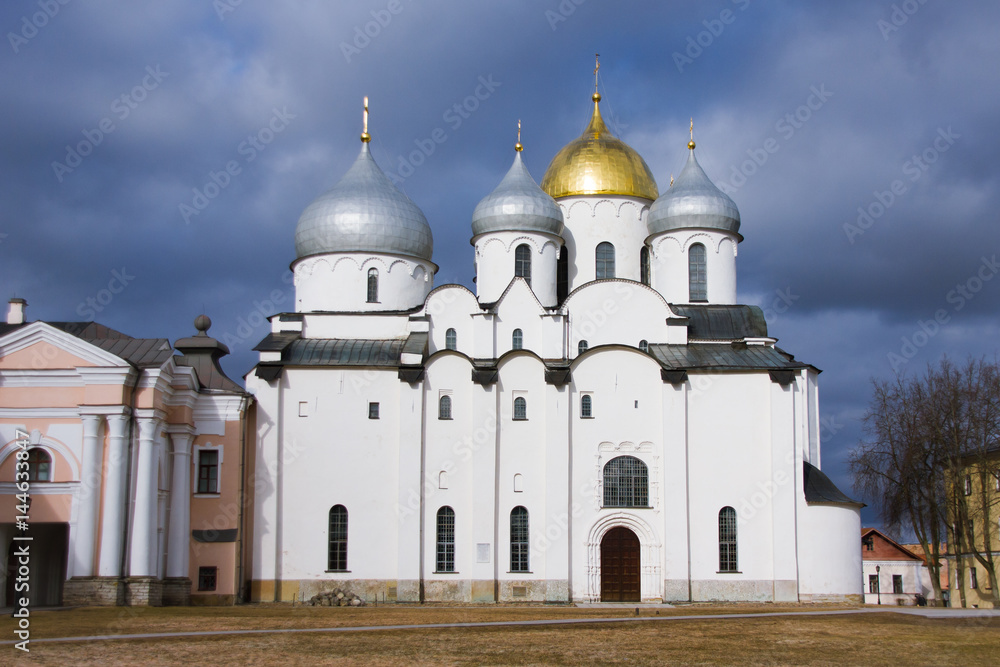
294;108;433;262
540;93;659;201
471;143;564;238
647;142;740;236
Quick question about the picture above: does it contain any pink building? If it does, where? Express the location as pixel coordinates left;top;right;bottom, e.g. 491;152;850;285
0;299;249;606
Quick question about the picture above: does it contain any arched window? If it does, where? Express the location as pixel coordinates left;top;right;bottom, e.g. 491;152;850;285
514;244;532;287
602;456;649;508
510;506;529;572
445;328;457;350
439;395;452;420
512;328;523;350
366;268;379;303
513;397;527;421
596;242;615;279
578;340;588;355
27;448;51;482
328;505;348;571
638;340;648;353
640;246;650;286
436;506;455;572
689;243;707;302
581;394;593;418
719;506;738;572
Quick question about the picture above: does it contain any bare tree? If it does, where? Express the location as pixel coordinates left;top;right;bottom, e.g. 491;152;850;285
851;357;1000;607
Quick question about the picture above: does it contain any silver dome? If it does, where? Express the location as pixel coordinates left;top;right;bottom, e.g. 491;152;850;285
647;149;741;236
294;142;433;262
471;151;564;238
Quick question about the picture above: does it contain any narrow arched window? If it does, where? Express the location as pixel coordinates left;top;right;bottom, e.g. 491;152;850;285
596;242;615;279
514;244;532;287
27;448;51;482
367;268;379;303
445;328;457;350
436;506;455;572
513;397;527;420
719;506;738;572
689;243;707;302
328;505;348;571
639;340;648;353
602;456;648;508
510;506;529;572
578;340;588;355
640;246;650;286
581;394;593;418
512;328;523;350
439;395;452;420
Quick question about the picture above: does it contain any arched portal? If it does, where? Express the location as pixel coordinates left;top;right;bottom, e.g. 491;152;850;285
600;526;640;602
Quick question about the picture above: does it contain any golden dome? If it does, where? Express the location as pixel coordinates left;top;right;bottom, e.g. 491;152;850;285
540;96;659;201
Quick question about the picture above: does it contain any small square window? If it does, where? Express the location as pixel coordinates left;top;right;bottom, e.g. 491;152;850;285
198;566;217;591
368;402;380;419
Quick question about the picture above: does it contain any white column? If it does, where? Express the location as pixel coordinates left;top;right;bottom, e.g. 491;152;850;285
71;414;105;577
98;414;130;577
166;431;193;579
130;416;161;577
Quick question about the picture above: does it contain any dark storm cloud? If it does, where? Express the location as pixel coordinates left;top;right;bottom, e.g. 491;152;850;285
2;0;999;522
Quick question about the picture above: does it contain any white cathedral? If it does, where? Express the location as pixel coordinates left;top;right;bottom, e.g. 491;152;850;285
245;87;863;604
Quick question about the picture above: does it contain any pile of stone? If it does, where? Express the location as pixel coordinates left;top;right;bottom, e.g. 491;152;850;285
307;588;366;607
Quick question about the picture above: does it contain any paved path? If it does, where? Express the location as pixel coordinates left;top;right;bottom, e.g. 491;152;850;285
3;607;997;646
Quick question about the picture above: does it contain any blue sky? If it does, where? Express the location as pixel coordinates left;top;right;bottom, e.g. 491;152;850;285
2;0;999;528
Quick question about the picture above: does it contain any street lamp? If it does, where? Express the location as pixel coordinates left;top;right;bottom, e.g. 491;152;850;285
876;565;881;605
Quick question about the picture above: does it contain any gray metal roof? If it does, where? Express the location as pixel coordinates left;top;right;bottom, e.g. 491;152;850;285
471;151;564;238
283;338;406;366
648;343;806;371
648;149;741;235
294;142;433;262
44;322;174;368
669;305;768;340
803;461;863;506
252;331;301;353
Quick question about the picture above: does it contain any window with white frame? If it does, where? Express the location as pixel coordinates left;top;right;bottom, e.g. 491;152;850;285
436;506;455;572
581;394;593;418
445;328;457;350
638;340;648;353
510;506;529;572
596;242;615;279
892;574;903;594
578;340;588;355
195;447;221;494
366;268;379;303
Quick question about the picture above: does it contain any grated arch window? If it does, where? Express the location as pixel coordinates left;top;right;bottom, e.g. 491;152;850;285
436;506;455;572
578;340;588;355
439;395;452;420
689;243;707;301
514;244;532;287
367;268;379;303
445;328;457;350
581;394;593;418
510;506;529;572
602;456;648;507
640;246;650;286
512;328;523;350
719;506;738;572
596;242;615;279
328;505;348;571
638;340;648;353
513;397;527;421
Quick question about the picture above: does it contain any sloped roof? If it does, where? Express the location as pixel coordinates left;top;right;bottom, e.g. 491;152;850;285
8;320;175;368
669;305;768;340
649;344;806;371
804;461;863;506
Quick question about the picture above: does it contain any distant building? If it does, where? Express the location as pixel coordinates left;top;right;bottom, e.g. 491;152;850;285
947;448;999;609
861;528;938;605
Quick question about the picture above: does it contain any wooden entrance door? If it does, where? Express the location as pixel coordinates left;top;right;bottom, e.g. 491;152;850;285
600;527;640;602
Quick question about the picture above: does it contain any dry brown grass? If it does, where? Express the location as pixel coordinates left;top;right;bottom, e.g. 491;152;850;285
3;604;998;666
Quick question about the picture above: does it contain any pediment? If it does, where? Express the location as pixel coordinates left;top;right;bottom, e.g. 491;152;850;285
0;322;130;369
